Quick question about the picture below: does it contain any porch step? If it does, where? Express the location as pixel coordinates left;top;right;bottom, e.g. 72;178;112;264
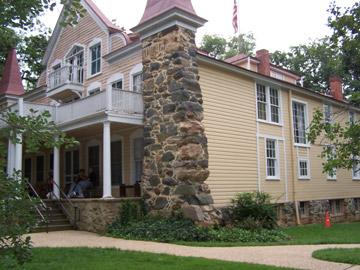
31;199;75;233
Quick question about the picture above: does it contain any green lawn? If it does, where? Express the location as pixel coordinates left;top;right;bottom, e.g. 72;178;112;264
174;222;360;247
22;247;294;270
312;248;360;265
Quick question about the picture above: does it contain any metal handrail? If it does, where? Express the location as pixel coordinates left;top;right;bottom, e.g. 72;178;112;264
25;180;52;233
52;181;80;229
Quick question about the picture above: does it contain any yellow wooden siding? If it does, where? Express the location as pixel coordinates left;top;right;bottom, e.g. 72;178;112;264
258;123;283;138
199;62;258;206
110;35;125;52
31;96;52;105
38;71;46;87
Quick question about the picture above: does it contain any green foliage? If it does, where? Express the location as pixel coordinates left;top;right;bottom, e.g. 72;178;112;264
312;248;360;265
117;199;147;226
107;205;287;243
230;192;278;230
328;2;360;104
0;109;77;266
270;38;344;93
307;107;360;175
200;33;256;60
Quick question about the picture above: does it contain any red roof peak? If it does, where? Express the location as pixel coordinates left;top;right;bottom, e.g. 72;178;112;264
0;48;25;96
139;0;197;25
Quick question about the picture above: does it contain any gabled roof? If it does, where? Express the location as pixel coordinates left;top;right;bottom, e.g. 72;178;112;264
0;48;25;96
41;0;132;66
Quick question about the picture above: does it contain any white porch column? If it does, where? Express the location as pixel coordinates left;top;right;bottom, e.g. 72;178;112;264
7;139;15;175
103;121;112;198
106;84;113;111
53;136;60;198
14;98;24;173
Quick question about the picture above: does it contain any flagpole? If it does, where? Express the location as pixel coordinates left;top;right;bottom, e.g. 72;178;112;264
237;0;242;54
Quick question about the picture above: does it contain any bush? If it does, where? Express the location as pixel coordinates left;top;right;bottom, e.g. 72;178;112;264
230;191;278;230
106;200;288;243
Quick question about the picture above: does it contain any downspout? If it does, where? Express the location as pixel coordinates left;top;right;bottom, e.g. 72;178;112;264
288;90;301;225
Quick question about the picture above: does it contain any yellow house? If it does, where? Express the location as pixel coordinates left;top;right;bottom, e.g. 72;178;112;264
1;0;359;230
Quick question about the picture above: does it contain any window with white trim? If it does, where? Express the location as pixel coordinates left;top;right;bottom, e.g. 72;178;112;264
66;45;84;84
353;156;360;180
256;83;281;124
132;73;143;92
89;88;100;96
111;140;123;185
133;138;144;184
112;80;123;89
270;71;284;80
323;103;332;132
266;139;279;179
65;149;80;184
355;198;360;212
326;145;337;180
298;158;310;179
90;44;101;76
330;199;343;215
292;101;307;145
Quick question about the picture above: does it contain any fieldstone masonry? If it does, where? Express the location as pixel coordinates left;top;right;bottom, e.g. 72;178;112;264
141;25;218;224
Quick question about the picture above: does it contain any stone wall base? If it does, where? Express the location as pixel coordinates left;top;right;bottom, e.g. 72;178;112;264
279;198;360;226
62;198;142;233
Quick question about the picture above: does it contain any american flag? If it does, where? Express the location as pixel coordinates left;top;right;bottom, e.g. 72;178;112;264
233;0;238;33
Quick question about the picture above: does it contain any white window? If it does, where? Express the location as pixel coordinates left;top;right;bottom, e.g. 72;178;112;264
89;88;100;96
87;82;102;96
66;45;84;84
326;145;337;180
298;158;310;179
133;138;144;184
270;71;284;80
353;156;360;180
266;139;279;179
65;149;80;184
112;80;123;89
323;103;332;133
256;83;281;124
132;73;143;92
292;101;308;145
90;44;101;76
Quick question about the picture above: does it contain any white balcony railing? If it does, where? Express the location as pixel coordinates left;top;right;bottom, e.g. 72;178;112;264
0;88;143;128
48;65;84;90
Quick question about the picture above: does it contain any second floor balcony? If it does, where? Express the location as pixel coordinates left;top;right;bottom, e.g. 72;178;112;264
0;87;143;131
47;65;84;99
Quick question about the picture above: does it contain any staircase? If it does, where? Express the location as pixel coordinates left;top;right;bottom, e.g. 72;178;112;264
32;200;74;233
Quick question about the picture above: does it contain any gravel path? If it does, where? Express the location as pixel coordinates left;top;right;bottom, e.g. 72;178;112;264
26;230;360;270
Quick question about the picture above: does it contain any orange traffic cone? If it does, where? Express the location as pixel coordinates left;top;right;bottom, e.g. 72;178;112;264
325;211;331;227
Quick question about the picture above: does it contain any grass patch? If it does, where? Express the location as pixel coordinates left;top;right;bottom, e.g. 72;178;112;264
172;222;360;247
312;248;360;265
22;247;294;270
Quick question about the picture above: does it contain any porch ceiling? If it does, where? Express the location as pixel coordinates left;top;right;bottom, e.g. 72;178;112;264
64;122;142;140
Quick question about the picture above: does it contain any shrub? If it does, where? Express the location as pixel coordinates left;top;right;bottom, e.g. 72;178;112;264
106;203;288;243
230;191;278;230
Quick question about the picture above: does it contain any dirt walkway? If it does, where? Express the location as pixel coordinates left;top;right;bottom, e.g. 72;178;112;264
26;230;360;270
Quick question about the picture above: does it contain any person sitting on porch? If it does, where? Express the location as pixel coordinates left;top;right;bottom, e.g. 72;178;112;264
67;169;92;198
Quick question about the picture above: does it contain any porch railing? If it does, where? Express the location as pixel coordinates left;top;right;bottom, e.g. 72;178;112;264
111;88;143;114
48;65;84;91
52;181;80;229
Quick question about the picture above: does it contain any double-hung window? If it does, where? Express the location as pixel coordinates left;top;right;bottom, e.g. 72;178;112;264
256;83;281;124
353;156;360;180
292;101;307;145
323;103;332;133
90;44;101;76
326;145;337;180
298;159;310;179
132;73;143;92
266;139;279;179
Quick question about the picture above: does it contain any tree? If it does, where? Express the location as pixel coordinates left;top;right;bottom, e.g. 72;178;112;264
0;109;77;267
0;1;85;90
200;33;256;60
307;107;359;176
328;1;360;102
270;38;345;93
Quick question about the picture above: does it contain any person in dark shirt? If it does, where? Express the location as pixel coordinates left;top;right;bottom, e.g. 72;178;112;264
67;169;88;198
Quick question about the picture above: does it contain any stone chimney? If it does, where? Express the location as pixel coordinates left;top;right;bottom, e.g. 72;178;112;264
329;76;344;102
256;49;270;76
0;48;25;96
131;0;219;224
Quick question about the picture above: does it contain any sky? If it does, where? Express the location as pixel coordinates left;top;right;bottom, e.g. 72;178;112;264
44;0;355;53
